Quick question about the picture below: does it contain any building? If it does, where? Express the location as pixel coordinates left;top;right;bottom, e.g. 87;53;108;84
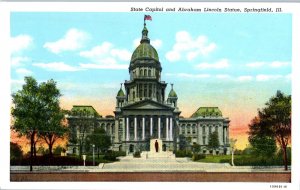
67;22;230;155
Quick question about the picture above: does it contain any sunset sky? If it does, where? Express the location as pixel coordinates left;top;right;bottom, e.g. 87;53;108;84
10;12;291;149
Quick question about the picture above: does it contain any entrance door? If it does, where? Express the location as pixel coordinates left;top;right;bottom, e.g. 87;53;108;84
129;144;134;153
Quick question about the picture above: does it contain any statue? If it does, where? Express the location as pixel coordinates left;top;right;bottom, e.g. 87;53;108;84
155;140;159;152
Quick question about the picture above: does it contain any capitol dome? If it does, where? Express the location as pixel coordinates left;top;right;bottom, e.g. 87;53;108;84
129;25;161;70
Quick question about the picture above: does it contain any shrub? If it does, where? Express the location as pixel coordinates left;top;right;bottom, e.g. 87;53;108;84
10;142;23;160
175;150;193;158
114;151;126;157
133;151;141;158
192;153;206;161
103;151;117;161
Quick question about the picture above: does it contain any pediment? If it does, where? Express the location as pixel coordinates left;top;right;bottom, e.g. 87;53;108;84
122;100;173;110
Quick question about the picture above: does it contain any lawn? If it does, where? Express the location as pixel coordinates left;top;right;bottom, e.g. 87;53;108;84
197;154;246;164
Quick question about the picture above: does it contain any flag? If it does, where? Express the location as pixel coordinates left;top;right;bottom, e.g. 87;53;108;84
144;15;152;21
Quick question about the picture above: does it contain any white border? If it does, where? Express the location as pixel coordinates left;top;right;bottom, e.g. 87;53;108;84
0;2;299;190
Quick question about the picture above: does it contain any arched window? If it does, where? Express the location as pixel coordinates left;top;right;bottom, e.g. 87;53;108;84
148;69;151;76
140;69;143;76
144;69;147;76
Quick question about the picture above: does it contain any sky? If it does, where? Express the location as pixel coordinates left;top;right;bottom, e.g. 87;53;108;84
10;12;292;149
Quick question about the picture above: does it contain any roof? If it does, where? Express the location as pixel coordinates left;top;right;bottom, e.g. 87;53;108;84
117;88;125;97
130;25;159;63
191;107;222;118
131;42;159;62
168;89;177;98
71;105;101;117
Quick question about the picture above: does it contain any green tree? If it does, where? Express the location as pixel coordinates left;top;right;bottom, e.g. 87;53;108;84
10;142;23;160
12;77;43;171
38;80;67;157
192;143;201;153
248;116;277;157
248;91;291;170
12;76;66;170
178;134;188;151
86;128;111;158
208;130;219;155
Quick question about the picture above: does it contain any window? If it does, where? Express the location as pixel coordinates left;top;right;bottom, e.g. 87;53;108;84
140;69;143;76
144;84;147;97
144;69;147;76
148;69;151;76
192;125;196;134
149;84;152;97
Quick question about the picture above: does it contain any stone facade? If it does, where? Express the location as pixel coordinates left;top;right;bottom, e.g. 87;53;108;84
67;23;230;155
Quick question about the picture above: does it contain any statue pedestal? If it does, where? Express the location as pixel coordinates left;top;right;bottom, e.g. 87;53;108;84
150;139;162;153
141;139;175;159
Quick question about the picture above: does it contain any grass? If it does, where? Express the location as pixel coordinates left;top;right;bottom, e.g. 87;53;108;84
196;154;246;164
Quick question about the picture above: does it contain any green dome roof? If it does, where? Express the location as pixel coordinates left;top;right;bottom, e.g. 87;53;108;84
117;88;125;97
130;25;159;63
168;89;177;97
131;42;159;62
191;107;222;118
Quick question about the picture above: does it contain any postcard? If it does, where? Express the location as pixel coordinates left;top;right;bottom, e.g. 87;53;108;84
0;1;299;190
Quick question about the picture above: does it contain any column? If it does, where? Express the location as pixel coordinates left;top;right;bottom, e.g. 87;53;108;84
126;117;129;141
206;125;209;144
179;125;182;135
158;117;161;139
166;117;169;140
114;119;119;142
122;118;125;141
226;127;229;144
198;123;202;145
150;116;153;136
134;116;137;141
218;125;223;145
170;117;173;140
142;117;145;140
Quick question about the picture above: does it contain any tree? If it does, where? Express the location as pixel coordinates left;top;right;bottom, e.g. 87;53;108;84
38;80;67;157
86;128;111;158
12;77;42;171
11;76;66;170
248;91;291;170
192;143;201;154
208;130;219;155
10;142;23;160
248;117;277;157
178;134;188;151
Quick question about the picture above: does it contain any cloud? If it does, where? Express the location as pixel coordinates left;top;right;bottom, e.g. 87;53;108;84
44;28;89;54
16;68;33;75
80;42;131;61
216;74;231;79
11;56;30;67
11;34;33;54
165;73;210;79
195;59;229;70
165;31;216;62
237;76;253;82
79;62;127;70
246;61;290;68
79;42;130;70
269;61;290;68
33;62;82;72
133;38;162;49
285;74;291;80
246;62;265;68
256;74;283;81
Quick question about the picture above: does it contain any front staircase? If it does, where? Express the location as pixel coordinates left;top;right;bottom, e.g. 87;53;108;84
140;151;176;159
